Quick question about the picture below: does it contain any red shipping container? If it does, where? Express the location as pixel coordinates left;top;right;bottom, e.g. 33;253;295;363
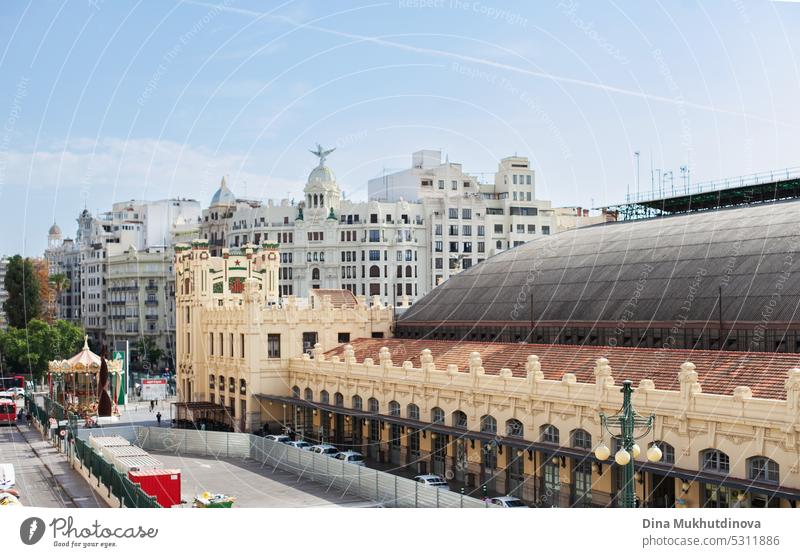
128;469;181;508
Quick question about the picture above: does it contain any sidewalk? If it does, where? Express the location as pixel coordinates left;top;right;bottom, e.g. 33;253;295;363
17;424;108;508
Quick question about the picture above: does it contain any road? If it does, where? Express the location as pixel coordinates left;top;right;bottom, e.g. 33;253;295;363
0;423;104;508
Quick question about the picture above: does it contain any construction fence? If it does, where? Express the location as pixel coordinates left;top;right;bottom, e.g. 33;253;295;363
137;427;495;508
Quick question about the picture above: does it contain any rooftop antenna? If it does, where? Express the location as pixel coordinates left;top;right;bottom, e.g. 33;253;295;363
634;150;640;199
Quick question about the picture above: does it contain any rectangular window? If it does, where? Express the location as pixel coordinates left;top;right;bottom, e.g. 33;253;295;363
448;208;458;219
462;225;471;236
438;180;444;189
337;332;350;344
229;333;234;357
542;225;551;235
462;208;471;219
448;225;458;235
477;225;485;236
516;224;524;233
267;334;281;358
434;241;443;252
369;230;380;242
434;224;442;235
240;334;245;358
209;332;214;355
494;224;503;233
528;224;536;233
369;250;380;261
477;241;485;253
451;180;457;190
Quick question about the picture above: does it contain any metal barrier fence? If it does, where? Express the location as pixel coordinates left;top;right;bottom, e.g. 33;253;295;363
26;394;160;508
136;427;494;508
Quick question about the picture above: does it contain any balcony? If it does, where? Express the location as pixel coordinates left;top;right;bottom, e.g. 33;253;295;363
145;300;158;306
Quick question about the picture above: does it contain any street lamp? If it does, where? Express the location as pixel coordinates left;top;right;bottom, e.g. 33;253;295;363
595;379;658;508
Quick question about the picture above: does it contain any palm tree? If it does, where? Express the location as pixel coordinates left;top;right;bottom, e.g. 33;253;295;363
48;273;70;320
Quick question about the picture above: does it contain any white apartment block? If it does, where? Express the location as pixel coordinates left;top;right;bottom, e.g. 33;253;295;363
201;148;607;306
45;199;200;356
201;151;428;306
107;246;177;363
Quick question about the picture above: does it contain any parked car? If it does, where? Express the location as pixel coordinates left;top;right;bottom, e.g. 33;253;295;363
414;474;449;489
309;444;339;456
286;440;312;450
9;387;24;398
0;463;15;490
264;434;291;444
334;451;365;466
490;496;527;508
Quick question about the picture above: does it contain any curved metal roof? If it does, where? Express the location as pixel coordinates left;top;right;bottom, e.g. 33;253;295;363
400;199;800;327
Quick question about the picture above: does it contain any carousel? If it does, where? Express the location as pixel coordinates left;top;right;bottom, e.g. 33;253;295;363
47;336;123;423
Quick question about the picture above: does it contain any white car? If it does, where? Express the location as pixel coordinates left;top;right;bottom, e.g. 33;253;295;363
0;463;15;490
309;444;339;456
414;474;449;489
286;440;312;450
490;496;527;508
264;434;291;443
9;388;24;398
334;451;365;466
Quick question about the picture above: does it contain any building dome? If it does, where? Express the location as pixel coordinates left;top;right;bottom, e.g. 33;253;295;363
397;199;800;351
308;164;336;185
48;222;61;236
210;176;236;206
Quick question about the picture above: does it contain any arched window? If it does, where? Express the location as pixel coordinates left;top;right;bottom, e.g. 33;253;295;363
452;410;468;429
540;424;560;444
748;457;779;484
480;415;497;434
369;265;381;278
306;252;312;263
218;375;224;391
334;392;344;407
407;404;419;420
649;441;675;464
291;386;300;398
506;419;524;437
352;395;363;410
405;265;412;277
209;376;215;389
312;268;320;281
320;390;329;404
239;379;246;394
304;388;313;401
431;407;444;424
701;449;730;474
571;429;592;450
368;397;379;413
388;401;400;416
228;377;235;393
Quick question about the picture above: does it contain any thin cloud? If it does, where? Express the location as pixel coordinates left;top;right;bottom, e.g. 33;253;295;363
178;0;797;129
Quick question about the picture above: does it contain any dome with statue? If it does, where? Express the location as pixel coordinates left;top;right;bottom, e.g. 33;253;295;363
307;164;336;185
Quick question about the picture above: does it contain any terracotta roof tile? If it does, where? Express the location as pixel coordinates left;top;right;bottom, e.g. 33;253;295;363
325;339;799;400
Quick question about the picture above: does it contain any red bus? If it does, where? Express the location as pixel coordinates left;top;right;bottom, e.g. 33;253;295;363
0;398;15;425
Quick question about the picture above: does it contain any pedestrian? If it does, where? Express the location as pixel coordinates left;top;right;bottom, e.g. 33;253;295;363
150;400;154;412
156;411;162;426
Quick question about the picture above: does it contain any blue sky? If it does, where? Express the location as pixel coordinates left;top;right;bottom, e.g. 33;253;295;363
1;0;799;256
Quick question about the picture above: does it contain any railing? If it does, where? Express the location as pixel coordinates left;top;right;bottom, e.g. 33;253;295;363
136;427;495;508
25;395;161;508
623;166;800;204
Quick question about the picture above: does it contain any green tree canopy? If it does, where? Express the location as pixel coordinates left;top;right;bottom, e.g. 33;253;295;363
3;255;42;328
0;319;84;380
135;336;164;372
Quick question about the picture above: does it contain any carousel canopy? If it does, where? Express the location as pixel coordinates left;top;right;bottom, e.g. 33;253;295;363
48;336;123;374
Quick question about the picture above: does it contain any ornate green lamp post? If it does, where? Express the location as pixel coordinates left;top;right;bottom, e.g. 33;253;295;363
594;380;661;508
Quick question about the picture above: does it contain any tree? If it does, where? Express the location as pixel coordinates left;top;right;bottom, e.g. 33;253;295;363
0;319;84;380
135;337;164;372
3;255;42;328
48;272;70;320
33;258;54;323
